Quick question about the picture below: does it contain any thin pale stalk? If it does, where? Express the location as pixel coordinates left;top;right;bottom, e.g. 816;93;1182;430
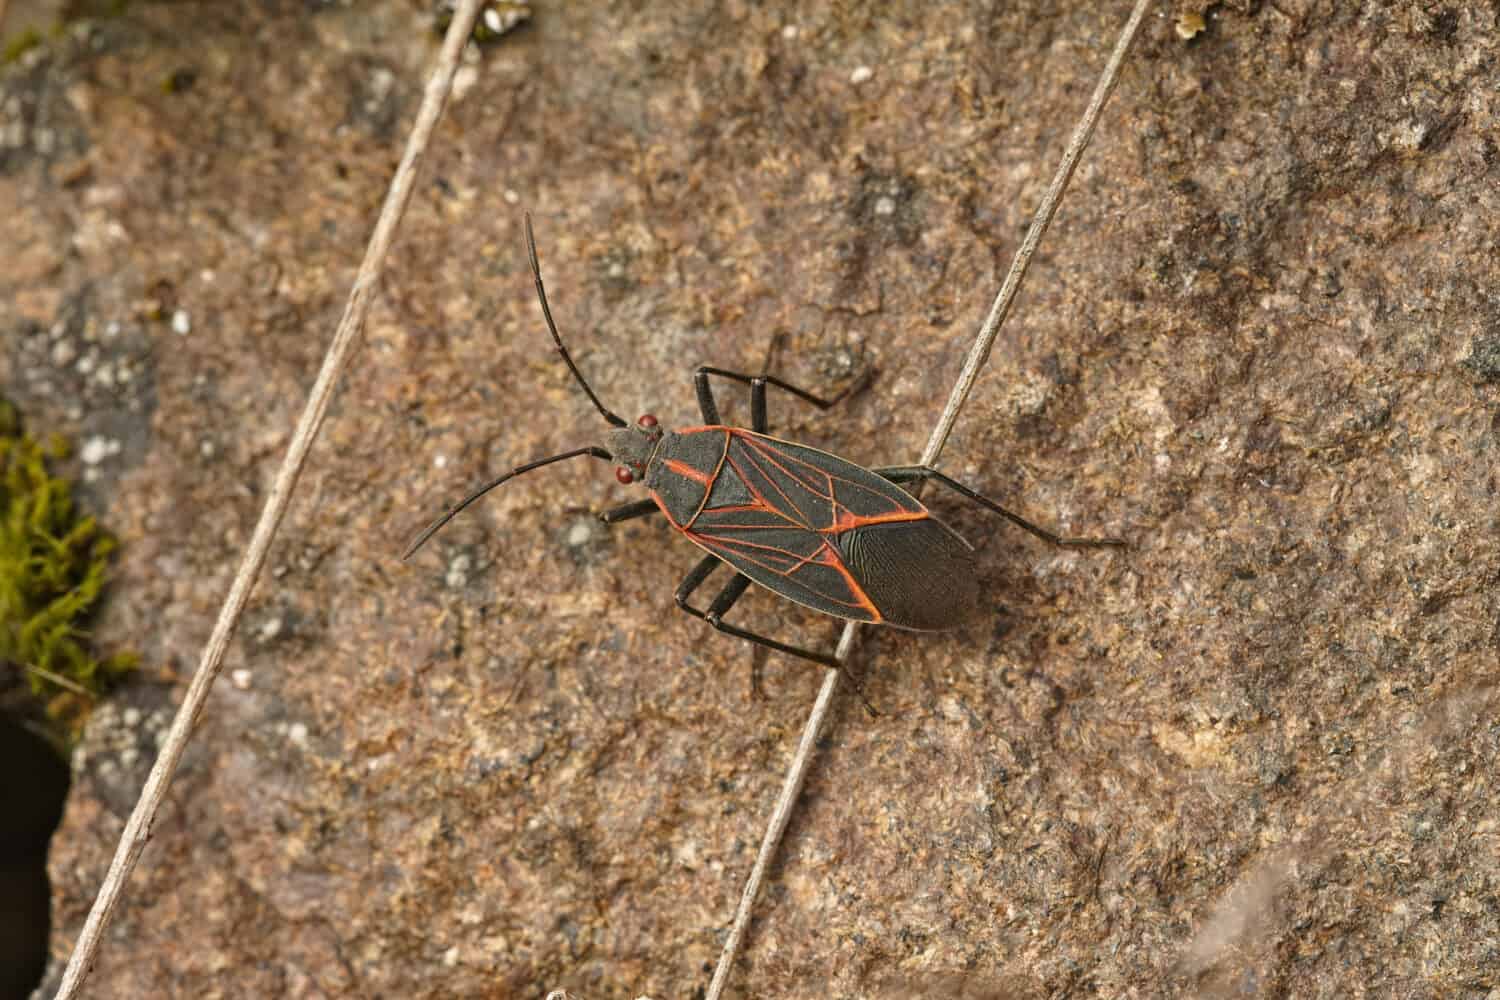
704;2;1153;997
25;664;92;697
704;628;856;1000
51;3;489;997
920;0;1151;469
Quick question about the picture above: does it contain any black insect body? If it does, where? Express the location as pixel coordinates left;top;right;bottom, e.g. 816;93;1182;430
405;216;1123;670
610;419;988;632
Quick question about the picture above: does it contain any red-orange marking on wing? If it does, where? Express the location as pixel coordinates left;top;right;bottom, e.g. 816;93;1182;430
727;451;807;525
690;528;882;620
817;541;882;621
664;458;715;485
729;430;928;534
826;507;928;534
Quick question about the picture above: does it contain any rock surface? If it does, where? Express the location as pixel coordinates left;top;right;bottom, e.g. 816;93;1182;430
4;2;1498;997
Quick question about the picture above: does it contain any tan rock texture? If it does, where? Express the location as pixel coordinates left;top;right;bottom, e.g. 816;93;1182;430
4;2;1498;997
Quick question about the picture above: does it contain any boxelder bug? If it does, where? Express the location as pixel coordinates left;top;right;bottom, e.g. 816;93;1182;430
405;214;1123;673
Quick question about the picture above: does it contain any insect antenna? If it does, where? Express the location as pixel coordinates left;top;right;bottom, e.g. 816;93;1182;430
402;445;613;559
525;212;628;428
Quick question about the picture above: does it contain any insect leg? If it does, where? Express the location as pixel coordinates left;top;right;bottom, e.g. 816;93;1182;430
874;466;1126;549
698;571;768;700
599;498;660;524
704;572;752;620
675;555;838;666
674;555;879;714
694;367;845;430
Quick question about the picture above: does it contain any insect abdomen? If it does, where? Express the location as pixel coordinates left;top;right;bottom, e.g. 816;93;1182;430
839;518;980;630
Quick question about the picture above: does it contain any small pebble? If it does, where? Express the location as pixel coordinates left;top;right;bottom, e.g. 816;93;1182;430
171;309;191;335
850;65;873;85
1175;11;1206;40
230;669;253;690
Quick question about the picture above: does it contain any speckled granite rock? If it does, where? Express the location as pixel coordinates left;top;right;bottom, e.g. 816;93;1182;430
5;2;1498;997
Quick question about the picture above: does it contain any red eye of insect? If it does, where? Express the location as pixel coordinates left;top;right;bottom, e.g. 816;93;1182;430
637;413;658;428
615;466;635;485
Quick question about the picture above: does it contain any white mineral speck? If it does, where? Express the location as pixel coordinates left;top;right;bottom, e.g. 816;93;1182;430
80;436;113;465
171;309;192;335
367;68;395;111
231;669;253;690
850;66;874;84
567;521;592;546
446;553;473;589
434;453;448;469
874;195;896;216
51;340;77;366
287;722;309;748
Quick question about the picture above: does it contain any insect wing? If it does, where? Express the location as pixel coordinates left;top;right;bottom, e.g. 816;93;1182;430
678;431;933;623
724;431;923;530
687;505;881;621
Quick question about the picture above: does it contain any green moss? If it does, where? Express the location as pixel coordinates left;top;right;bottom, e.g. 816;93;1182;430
0;399;136;736
1;27;43;65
